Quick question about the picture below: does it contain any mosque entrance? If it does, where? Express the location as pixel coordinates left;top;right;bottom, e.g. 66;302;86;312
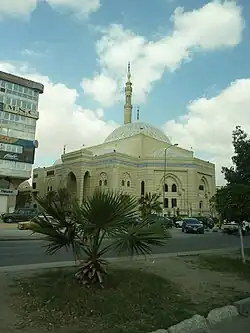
83;171;91;202
67;172;77;197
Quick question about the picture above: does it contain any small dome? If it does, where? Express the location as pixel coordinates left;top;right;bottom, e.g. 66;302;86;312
104;122;171;144
18;180;31;189
53;159;62;166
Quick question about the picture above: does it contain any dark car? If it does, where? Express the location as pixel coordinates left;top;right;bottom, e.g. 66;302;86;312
182;218;204;234
193;216;214;229
148;215;174;228
2;208;38;223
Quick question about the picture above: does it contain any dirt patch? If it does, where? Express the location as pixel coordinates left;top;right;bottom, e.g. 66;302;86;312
139;256;250;305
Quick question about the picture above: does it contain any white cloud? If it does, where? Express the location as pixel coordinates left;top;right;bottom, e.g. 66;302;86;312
21;49;47;58
0;0;36;20
0;62;117;164
82;1;244;106
47;0;101;17
81;74;118;107
163;79;250;184
0;0;100;20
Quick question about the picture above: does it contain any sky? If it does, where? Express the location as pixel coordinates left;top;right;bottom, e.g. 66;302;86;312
0;0;249;185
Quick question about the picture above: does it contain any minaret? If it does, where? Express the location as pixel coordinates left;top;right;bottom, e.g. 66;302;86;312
136;106;140;120
124;62;133;125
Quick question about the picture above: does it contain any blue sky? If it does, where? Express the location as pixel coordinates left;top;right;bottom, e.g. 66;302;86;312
0;0;249;184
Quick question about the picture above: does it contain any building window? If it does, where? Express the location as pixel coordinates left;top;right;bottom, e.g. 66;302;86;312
33;173;38;179
172;184;177;192
0;142;23;154
47;186;53;192
171;198;177;208
164;184;168;192
121;180;125;186
0;159;32;171
99;180;102;186
164;198;168;208
127;180;130;187
199;185;204;191
0;126;35;141
32;183;36;189
199;201;203;210
141;181;145;196
46;170;55;176
104;179;107;186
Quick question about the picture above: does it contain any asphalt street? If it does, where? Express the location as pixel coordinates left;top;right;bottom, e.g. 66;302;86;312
1;230;250;266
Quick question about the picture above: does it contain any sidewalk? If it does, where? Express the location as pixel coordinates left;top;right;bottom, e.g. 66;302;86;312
209;315;250;332
0;226;44;240
0;222;17;229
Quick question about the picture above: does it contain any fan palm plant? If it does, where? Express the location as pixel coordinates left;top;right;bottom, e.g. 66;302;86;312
29;189;168;287
138;192;163;219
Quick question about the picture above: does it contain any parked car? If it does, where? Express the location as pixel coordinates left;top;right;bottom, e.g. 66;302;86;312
148;215;174;228
182;218;204;234
193;216;214;229
2;208;38;223
17;214;53;230
222;221;250;236
175;220;183;228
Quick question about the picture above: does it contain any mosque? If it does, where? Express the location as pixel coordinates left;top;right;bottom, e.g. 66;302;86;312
32;64;216;217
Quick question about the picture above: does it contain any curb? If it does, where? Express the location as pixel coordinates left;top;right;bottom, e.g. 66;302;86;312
0;247;240;272
0;237;45;241
150;301;250;333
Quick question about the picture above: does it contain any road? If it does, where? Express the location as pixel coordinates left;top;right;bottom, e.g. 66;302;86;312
1;230;250;266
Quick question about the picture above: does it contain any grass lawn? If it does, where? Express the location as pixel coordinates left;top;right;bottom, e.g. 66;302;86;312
244;247;250;256
195;255;250;280
11;266;196;333
8;256;250;333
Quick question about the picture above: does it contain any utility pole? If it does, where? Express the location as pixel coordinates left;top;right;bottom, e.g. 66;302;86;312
162;144;178;214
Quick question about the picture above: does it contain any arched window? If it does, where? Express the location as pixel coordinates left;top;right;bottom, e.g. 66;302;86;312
104;179;107;186
50;186;52;191
141;181;145;196
172;184;177;192
127;180;130;187
47;186;49;192
199;185;204;191
99;180;102;186
171;198;177;208
164;184;168;192
121;180;125;186
164;198;168;208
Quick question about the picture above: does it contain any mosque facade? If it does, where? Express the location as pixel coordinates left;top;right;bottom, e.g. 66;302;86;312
32;65;216;217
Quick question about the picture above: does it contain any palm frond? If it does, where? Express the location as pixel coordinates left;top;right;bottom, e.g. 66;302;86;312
111;218;168;257
78;190;139;235
28;198;81;259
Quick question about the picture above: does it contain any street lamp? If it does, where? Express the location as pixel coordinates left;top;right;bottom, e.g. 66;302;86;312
163;143;178;214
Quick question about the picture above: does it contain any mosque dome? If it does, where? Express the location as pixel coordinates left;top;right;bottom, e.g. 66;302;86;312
53;159;62;166
104;122;171;144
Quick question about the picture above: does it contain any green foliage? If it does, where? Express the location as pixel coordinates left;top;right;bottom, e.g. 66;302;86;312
213;126;250;224
138;192;162;219
211;184;250;223
222;126;250;185
30;189;168;287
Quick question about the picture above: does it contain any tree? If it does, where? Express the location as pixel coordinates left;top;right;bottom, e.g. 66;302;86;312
222;126;250;185
215;126;250;263
29;189;168;287
138;192;162;219
212;184;250;263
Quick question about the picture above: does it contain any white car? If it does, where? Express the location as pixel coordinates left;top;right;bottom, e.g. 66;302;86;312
175;220;183;228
